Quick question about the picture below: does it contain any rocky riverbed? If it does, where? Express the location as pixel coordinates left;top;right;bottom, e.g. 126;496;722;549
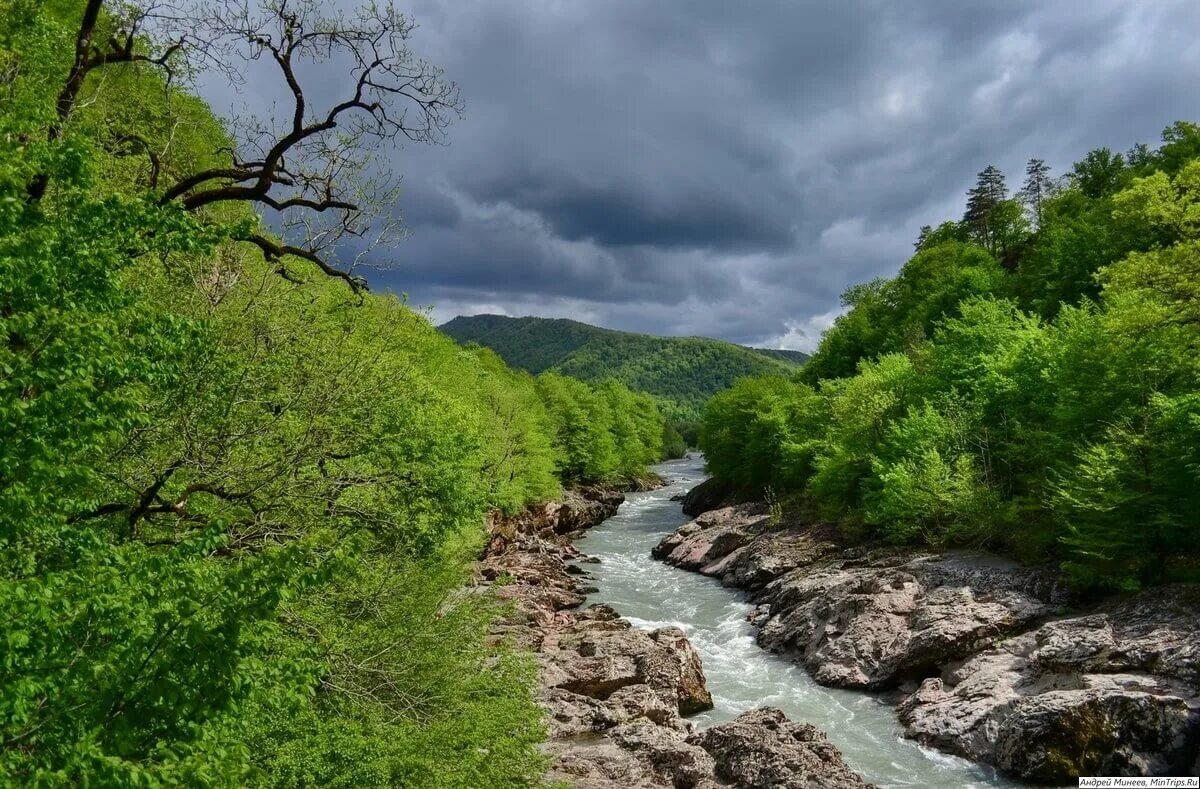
478;486;872;787
654;499;1200;783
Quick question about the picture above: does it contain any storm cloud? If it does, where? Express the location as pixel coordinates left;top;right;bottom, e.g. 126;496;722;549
208;0;1200;350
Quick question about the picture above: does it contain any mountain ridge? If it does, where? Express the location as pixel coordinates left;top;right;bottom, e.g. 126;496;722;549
439;314;807;420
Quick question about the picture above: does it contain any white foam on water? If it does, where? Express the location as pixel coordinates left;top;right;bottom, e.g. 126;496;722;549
576;455;1016;789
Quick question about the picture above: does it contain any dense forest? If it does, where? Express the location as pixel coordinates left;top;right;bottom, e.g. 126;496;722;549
1;1;667;783
440;314;806;422
700;122;1200;592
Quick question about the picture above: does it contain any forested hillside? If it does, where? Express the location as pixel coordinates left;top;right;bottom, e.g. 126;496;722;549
440;314;806;420
700;123;1200;592
0;1;666;784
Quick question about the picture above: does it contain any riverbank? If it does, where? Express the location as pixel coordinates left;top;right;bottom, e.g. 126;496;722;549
477;478;872;787
654;495;1200;783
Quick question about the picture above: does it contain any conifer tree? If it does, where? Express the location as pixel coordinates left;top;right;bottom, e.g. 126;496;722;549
964;165;1008;254
1018;158;1054;228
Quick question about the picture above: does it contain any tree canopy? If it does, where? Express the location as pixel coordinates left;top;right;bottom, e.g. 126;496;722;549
1;1;666;783
701;124;1200;592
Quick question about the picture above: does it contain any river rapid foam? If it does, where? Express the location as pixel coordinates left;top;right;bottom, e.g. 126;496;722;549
578;455;1013;789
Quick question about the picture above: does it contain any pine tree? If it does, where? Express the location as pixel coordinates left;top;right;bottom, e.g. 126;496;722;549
1018;158;1054;228
964;165;1007;254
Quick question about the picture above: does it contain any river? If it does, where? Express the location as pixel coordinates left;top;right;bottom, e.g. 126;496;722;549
577;455;1013;789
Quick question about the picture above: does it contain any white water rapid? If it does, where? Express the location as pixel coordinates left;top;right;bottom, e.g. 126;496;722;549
577;455;1015;788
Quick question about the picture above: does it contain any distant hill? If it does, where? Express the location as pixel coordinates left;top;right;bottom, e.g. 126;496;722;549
439;314;806;420
745;347;811;365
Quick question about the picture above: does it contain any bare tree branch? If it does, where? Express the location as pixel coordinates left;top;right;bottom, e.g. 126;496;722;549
32;0;462;288
28;0;195;200
242;232;367;291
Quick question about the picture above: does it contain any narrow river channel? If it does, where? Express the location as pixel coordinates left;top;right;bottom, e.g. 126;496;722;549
577;455;1013;789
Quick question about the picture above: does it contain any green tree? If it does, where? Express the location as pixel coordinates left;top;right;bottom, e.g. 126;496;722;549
1071;147;1127;198
2;2;578;783
1052;161;1200;588
801;242;1004;382
700;123;1200;591
700;376;825;494
1018;158;1056;229
964;165;1008;254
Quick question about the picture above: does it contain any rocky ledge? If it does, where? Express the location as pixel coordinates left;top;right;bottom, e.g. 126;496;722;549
479;487;872;787
654;500;1200;782
899;585;1200;782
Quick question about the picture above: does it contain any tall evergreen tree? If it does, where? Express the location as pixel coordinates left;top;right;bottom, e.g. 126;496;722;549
964;165;1008;254
1018;158;1054;228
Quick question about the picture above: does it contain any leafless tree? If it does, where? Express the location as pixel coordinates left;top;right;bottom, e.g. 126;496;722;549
29;0;462;290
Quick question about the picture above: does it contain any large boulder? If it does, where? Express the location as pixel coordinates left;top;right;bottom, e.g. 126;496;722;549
653;505;840;591
556;487;626;535
544;726;715;789
652;504;767;570
755;562;1050;688
540;614;715;719
608;722;717;786
898;585;1200;783
649;626;714;715
690;707;873;788
680;476;734;516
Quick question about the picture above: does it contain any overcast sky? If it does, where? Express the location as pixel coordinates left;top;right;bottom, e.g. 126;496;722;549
212;0;1200;351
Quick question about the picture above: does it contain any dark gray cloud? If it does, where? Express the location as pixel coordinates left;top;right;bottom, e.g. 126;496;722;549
205;0;1200;350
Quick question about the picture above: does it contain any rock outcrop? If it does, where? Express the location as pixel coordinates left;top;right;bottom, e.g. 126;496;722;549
689;708;870;788
655;489;1200;782
680;476;734;517
484;486;626;559
898;585;1200;783
482;487;872;787
656;504;1060;689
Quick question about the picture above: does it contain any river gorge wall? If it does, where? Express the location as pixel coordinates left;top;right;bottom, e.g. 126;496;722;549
477;485;873;788
654;497;1200;784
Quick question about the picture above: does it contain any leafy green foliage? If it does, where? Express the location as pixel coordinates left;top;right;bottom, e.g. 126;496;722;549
536;373;664;484
1;2;668;784
800;243;1004;382
661;421;688;459
243;547;548;788
700;376;825;496
702;124;1200;591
